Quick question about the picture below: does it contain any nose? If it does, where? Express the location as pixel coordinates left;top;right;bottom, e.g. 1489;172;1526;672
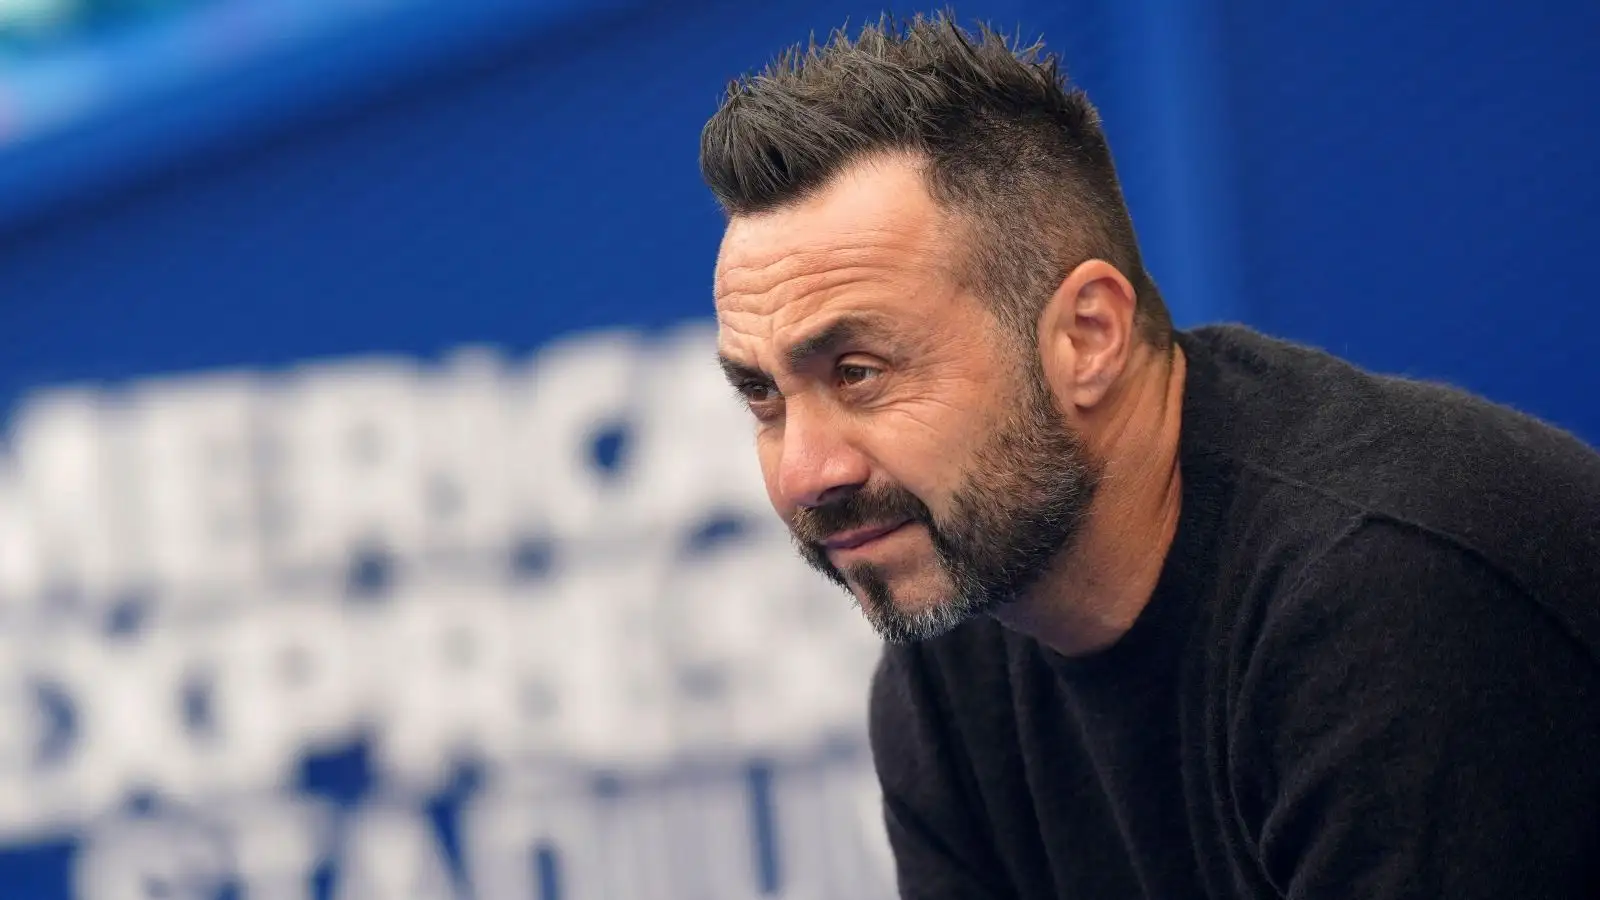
775;402;870;510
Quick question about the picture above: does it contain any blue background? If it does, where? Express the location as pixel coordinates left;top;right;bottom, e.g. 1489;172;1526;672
2;0;1594;441
0;1;1595;896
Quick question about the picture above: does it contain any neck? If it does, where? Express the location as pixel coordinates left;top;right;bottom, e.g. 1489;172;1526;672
991;343;1188;657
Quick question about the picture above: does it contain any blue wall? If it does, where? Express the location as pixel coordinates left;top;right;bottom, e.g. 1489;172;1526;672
1222;0;1600;439
0;2;1594;897
3;0;1594;440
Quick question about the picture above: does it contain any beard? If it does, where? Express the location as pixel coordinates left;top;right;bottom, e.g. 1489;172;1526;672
787;368;1102;643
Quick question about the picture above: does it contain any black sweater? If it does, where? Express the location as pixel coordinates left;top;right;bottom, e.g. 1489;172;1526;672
869;325;1600;899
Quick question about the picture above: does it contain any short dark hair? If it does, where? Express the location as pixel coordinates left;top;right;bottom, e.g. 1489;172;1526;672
700;11;1171;349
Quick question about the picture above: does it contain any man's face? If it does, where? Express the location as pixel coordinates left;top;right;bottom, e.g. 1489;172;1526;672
713;158;1100;642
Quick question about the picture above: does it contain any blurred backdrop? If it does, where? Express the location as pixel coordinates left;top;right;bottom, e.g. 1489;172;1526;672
0;1;1595;898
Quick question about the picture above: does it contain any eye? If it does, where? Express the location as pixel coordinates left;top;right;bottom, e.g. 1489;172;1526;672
837;363;878;387
734;379;784;422
737;380;775;403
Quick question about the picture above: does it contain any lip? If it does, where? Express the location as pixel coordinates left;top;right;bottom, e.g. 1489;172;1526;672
822;520;911;552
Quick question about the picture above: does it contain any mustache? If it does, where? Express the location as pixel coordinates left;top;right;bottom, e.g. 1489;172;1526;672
790;483;935;546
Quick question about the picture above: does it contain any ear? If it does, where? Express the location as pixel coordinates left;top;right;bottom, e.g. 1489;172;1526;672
1036;259;1139;411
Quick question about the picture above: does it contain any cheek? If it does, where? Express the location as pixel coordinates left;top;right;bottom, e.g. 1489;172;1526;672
854;437;956;516
866;403;982;477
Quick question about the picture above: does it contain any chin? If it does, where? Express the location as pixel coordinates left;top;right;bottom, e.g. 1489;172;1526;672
853;577;974;644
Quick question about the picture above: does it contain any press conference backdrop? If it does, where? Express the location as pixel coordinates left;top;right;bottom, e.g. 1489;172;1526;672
0;1;1594;898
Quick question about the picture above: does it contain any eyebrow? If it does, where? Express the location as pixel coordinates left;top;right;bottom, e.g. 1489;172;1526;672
718;355;770;388
783;316;881;371
717;314;896;388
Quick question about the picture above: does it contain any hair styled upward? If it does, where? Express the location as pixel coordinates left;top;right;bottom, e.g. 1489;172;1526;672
700;12;1171;349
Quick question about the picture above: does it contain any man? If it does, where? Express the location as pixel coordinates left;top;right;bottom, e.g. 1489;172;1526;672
701;13;1600;900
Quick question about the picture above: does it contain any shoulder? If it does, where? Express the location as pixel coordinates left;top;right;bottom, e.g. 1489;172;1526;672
1218;517;1600;897
1226;517;1600;765
1182;326;1600;640
1244;516;1597;672
1182;326;1600;508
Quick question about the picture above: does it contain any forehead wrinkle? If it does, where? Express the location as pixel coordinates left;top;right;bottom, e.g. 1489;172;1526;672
720;267;895;324
715;226;940;299
717;276;911;376
718;258;878;307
